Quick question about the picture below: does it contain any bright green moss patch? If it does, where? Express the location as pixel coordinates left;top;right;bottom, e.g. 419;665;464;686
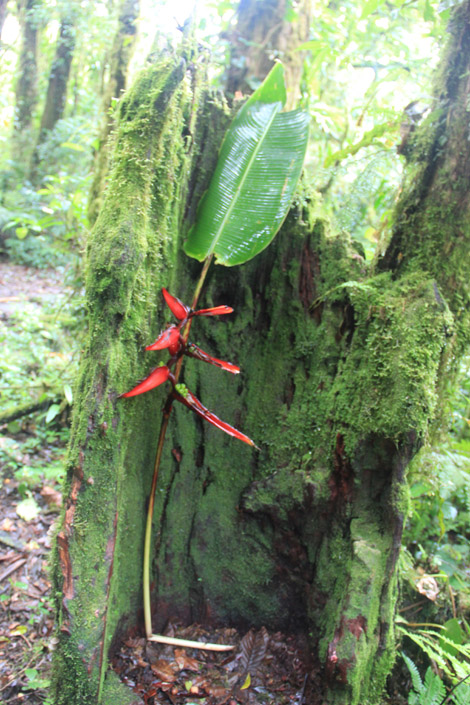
333;273;453;455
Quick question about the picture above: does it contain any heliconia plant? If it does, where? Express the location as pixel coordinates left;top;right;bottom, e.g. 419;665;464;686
120;289;254;445
121;62;309;641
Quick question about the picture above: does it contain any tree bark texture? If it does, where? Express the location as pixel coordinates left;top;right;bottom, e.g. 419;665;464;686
88;0;141;226
51;4;470;705
14;0;40;133
37;8;76;135
226;0;310;108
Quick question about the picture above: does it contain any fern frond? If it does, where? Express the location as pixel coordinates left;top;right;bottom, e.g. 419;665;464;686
423;667;446;705
402;652;424;694
452;681;470;705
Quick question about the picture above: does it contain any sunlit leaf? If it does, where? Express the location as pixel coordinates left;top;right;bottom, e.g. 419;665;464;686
241;673;251;690
184;63;309;267
16;496;40;521
45;404;61;423
15;226;28;240
61;141;86;152
63;384;73;404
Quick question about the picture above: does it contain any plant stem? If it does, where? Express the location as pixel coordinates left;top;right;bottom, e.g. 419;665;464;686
143;254;213;639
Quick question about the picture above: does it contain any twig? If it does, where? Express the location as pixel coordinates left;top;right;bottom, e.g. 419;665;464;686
0;558;27;584
0;655;36;693
447;581;457;619
439;673;470;705
399;600;427;613
148;634;234;651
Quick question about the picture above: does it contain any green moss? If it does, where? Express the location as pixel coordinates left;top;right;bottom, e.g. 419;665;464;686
333;273;453;455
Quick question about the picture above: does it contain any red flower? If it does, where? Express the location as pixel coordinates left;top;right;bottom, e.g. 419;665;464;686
121;288;257;448
186;343;240;374
174;385;258;448
145;326;181;351
120;365;170;398
192;305;233;317
162;288;190;320
162;289;233;320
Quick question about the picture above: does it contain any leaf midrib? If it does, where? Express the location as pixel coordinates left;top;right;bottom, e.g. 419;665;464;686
208;103;281;260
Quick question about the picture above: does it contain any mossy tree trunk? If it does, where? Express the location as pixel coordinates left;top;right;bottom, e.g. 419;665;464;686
226;0;310;108
88;0;140;226
51;4;470;705
31;3;77;178
13;0;40;135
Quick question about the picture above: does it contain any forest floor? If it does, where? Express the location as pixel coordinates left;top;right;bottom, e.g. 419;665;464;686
0;262;66;705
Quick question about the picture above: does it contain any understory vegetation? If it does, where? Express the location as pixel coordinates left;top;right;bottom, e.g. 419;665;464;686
1;0;470;702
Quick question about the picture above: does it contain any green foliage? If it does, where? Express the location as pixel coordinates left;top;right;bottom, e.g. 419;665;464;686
399;617;470;683
0;115;93;268
403;653;470;705
301;0;448;252
0;301;79;409
403;653;446;705
403;355;470;604
184;63;309;266
0;294;81;497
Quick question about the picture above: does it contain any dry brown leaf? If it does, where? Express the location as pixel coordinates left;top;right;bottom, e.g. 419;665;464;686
150;658;177;682
416;575;439;601
174;648;200;671
0;518;14;532
40;486;62;506
204;683;230;698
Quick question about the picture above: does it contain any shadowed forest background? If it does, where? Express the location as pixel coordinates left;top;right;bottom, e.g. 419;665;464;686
1;1;470;704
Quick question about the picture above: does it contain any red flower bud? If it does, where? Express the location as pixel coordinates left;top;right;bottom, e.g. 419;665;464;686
186;343;240;374
192;305;234;317
162;288;190;320
120;365;170;398
174;386;258;448
146;326;181;351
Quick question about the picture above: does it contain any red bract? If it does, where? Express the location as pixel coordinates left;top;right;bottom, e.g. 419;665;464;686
162;288;190;320
120;365;170;398
146;326;181;351
174;386;258;448
192;305;233;317
122;288;257;448
186;343;240;374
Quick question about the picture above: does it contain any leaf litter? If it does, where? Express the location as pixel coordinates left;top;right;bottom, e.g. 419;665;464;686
113;623;314;704
0;473;59;704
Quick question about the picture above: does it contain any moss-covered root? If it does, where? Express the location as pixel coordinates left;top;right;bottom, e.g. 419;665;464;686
50;54;201;705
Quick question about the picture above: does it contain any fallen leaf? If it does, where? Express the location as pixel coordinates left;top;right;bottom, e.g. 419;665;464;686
150;659;177;682
0;518;14;531
16;497;40;522
10;624;28;636
241;673;251;690
174;648;200;671
40;486;62;507
416;575;439;601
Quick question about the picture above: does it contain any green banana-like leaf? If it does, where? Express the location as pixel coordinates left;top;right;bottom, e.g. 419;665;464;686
184;63;309;267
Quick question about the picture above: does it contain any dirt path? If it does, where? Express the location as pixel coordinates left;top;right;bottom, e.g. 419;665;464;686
0;262;67;316
0;262;68;704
